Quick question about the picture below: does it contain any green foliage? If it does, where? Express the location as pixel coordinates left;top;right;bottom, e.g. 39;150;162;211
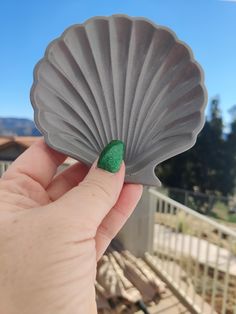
157;97;236;197
210;201;236;224
176;212;190;233
228;215;236;223
211;201;229;220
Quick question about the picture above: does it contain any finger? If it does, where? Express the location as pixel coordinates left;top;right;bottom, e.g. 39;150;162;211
50;159;125;232
95;184;143;260
2;139;66;189
47;162;89;201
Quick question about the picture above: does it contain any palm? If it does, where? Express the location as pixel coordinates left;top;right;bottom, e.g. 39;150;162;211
0;141;99;313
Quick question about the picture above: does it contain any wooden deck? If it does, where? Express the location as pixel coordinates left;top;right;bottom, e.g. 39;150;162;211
135;288;191;314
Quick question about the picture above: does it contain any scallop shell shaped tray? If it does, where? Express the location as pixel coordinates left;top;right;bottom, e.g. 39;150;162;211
31;14;207;186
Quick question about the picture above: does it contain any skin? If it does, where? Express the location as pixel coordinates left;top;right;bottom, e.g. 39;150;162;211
0;139;143;314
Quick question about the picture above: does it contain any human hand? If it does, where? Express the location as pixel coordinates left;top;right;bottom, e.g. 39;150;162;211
0;139;143;314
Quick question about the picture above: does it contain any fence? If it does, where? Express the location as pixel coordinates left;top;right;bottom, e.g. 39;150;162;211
165;186;236;217
0;161;12;176
0;160;68;177
145;188;236;314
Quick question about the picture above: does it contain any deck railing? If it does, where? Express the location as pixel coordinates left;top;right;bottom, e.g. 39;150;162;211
145;188;236;314
0;161;12;176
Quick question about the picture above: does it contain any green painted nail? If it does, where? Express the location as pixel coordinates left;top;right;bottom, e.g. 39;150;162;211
97;140;125;173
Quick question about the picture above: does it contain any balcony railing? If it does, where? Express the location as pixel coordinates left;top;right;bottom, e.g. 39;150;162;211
0;161;12;176
145;188;236;314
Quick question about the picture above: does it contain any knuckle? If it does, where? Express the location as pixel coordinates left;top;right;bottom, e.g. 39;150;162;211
97;224;114;242
80;178;114;206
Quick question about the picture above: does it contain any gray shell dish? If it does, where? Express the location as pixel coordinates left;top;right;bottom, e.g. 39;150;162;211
31;14;207;186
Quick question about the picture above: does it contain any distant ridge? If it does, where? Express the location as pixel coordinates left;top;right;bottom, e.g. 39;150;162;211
0;117;41;136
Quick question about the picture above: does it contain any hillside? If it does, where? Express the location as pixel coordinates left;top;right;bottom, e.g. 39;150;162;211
0;117;41;136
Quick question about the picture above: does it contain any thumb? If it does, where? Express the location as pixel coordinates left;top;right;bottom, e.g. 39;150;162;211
52;140;126;229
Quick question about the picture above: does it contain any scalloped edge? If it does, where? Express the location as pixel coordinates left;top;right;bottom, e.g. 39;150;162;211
30;14;208;186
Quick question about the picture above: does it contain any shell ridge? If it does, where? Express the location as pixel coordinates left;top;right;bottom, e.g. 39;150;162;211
109;17;121;140
131;45;189;155
109;16;132;142
160;84;204;116
129;133;192;173
36;87;101;150
84;22;114;145
37;75;101;150
132;84;169;157
150;87;203;133
107;18;117;140
132;56;198;155
162;112;201;134
93;19;116;140
130;40;177;156
131;42;193;155
46;108;100;150
126;135;194;184
118;19;133;146
54;132;97;162
65;25;110;146
143;117;200;161
151;93;204;136
62;30;110;147
136;76;201;150
85;19;116;141
126;27;156;159
53;38;109;148
127;31;173;158
121;20;137;145
150;113;201;144
40;110;95;150
123;21;156;155
47;46;105;149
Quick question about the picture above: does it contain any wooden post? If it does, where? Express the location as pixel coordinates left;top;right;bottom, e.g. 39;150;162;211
116;187;155;257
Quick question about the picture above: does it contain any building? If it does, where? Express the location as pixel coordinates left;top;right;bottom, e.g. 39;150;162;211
0;136;76;176
0;136;37;161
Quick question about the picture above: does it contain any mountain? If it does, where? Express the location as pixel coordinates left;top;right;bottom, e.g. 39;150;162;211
0;118;41;136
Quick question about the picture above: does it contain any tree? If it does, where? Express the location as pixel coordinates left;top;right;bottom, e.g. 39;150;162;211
157;97;232;196
204;97;228;194
225;105;236;195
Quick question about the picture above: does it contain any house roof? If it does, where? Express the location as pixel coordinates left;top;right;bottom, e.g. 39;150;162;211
0;136;40;148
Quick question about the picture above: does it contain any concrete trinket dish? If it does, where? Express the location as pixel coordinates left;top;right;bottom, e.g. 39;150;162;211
31;14;207;186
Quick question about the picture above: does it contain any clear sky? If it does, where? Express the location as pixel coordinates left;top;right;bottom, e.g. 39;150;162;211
0;0;235;129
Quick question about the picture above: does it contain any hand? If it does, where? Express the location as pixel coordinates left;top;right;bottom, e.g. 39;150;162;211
0;139;143;314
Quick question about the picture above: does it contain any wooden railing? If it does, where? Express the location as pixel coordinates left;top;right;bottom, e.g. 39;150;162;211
146;188;236;314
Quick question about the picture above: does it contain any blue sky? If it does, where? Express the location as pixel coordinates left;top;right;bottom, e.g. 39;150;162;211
0;0;235;129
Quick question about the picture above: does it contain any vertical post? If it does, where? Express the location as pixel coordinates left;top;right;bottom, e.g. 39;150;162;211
116;187;155;257
221;238;232;314
0;162;3;177
166;203;174;274
211;231;221;313
185;191;189;206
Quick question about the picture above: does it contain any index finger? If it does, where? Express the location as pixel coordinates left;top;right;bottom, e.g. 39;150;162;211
2;138;67;189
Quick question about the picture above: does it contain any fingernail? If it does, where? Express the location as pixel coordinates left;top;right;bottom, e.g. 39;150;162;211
97;140;125;173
